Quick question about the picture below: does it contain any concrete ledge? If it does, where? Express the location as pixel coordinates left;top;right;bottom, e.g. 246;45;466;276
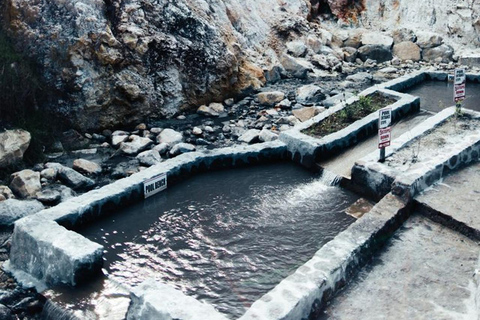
126;279;228;320
352;107;480;201
280;88;419;168
5;142;287;288
7;216;103;286
240;193;410;320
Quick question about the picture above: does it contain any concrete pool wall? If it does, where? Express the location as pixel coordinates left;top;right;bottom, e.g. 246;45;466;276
351;107;480;201
4;69;480;320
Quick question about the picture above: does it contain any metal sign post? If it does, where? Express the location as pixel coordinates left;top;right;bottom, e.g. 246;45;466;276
454;68;466;113
378;108;392;163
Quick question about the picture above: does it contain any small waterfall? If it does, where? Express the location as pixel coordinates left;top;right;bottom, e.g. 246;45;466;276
318;168;343;186
41;300;80;320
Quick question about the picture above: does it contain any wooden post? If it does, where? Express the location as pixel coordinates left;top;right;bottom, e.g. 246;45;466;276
379;147;386;163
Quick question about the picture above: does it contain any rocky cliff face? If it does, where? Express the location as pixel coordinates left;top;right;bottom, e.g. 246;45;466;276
2;0;480;131
326;0;480;50
1;0;310;130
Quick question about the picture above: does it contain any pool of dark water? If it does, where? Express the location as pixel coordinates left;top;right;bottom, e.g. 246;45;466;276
45;162;359;319
404;80;480;112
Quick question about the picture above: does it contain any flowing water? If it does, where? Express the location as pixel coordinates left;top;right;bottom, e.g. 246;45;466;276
404;80;480;112
44;162;359;319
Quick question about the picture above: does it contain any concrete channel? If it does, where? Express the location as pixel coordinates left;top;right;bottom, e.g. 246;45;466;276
3;70;480;319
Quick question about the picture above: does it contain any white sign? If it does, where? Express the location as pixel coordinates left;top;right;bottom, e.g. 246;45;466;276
378;127;391;148
379;108;392;129
454;68;466;85
144;173;167;199
454;68;466;102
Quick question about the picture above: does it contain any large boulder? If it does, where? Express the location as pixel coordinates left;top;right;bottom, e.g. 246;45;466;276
256;91;285;106
295;84;325;105
136;150;162;166
393;41;421;61
9;170;41;199
0;130;31;169
45;163;95;191
119;135;153;155
73;159;102;175
423;44;454;63
391;28;416;44
169;143;196;156
280;54;311;79
361;31;393;49
415;31;443;49
357;45;393;63
0;199;44;226
157;129;183;147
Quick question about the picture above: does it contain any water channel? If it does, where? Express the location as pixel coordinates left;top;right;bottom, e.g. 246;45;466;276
44;162;359;319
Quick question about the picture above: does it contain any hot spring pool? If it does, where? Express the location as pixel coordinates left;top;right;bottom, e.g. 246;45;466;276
404;80;480;112
44;162;359;319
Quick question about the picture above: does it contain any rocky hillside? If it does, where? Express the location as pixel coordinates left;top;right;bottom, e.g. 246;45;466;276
1;0;479;131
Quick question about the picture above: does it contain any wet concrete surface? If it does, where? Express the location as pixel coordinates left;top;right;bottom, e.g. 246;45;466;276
319;110;433;178
318;214;479;320
416;162;480;234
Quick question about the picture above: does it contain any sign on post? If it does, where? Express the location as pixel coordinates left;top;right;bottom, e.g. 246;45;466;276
454;68;466;103
378;127;391;148
378;107;392;162
144;173;167;199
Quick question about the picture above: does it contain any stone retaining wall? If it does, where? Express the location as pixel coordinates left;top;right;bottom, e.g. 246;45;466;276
352;107;480;201
280;87;420;169
239;194;410;320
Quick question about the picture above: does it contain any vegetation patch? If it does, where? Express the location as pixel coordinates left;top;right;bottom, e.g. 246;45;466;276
302;93;397;138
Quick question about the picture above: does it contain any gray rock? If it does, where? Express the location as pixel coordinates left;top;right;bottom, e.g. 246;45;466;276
152;143;169;155
112;130;129;136
0;186;15;200
259;129;279;142
209;102;225;114
111;135;129;148
416;31;443;49
46;163;95;191
286;40;307;57
361;31;393;48
119;135;153;155
343;47;358;63
238;129;261;144
0;199;44;226
292;107;323;122
169;143;196;156
280;54;311;79
9;170;41;199
40;168;57;181
136;150;162;167
197;105;220;117
358;45;393;63
256;91;286;107
192;127;203;135
157;129;183;147
423;44;454;63
0;129;31;169
73;159;102;175
323;92;354;107
393;41;421;61
346;72;373;83
36;189;62;205
391;28;416;44
295;84;325;105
